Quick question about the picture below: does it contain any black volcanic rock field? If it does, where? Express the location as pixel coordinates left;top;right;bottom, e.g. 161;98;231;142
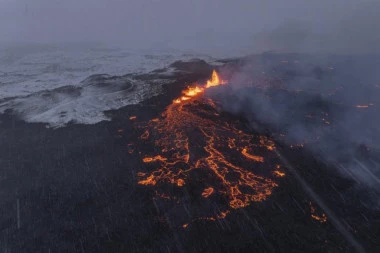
0;54;379;252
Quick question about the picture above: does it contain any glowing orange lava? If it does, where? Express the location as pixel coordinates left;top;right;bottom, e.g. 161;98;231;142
273;171;285;177
136;70;281;224
183;86;204;96
201;187;214;198
241;148;265;163
310;201;327;223
205;70;227;88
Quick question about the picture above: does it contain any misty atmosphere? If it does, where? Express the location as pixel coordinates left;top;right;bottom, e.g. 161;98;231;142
1;0;380;55
1;1;380;252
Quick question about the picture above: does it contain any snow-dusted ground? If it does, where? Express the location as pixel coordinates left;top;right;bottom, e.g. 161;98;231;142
0;45;217;127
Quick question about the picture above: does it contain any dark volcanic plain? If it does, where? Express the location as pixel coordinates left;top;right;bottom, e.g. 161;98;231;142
0;54;380;252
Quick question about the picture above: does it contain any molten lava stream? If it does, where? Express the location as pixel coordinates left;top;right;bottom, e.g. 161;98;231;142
136;70;283;225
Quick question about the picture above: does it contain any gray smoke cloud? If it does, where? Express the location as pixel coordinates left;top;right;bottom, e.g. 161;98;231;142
0;0;379;56
253;2;380;54
212;52;380;189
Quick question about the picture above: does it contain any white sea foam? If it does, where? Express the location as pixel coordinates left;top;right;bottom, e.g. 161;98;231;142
0;45;217;127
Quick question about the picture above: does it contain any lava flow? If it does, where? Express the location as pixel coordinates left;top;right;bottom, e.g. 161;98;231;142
136;70;283;224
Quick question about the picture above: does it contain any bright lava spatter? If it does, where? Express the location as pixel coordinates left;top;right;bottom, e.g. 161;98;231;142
136;70;283;225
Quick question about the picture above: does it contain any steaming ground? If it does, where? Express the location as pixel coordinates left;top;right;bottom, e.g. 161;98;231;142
0;44;218;127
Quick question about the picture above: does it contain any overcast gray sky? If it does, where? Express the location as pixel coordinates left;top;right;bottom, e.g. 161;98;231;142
0;0;379;55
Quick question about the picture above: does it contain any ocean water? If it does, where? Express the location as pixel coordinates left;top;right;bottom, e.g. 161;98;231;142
0;44;216;127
